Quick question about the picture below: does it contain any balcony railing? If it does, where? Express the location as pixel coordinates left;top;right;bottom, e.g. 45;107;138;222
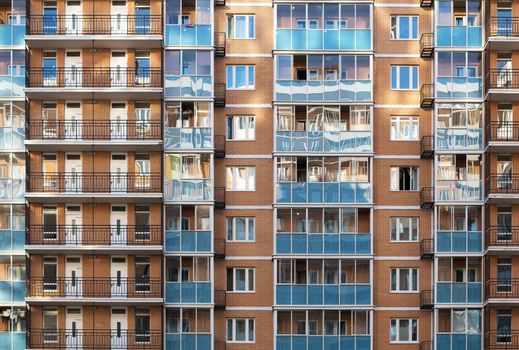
276;233;371;255
27;277;162;298
487;69;519;90
420;33;434;57
27;67;163;88
420;239;434;259
215;32;226;56
436;230;482;253
421;136;434;158
28;329;162;349
420;289;434;309
275;28;372;51
165;230;211;253
214;289;226;309
276;284;371;306
275;80;372;102
27;225;162;246
487;174;519;194
436;25;482;47
487;122;519;143
165;24;211;46
165;282;211;304
488;17;519;37
486;227;519;247
27;172;162;193
276;335;371;350
485;330;519;349
420;84;434;108
275;182;371;204
275;131;372;153
214;83;226;107
486;279;519;299
436;282;482;304
28;121;162;141
28;15;163;35
420;187;434;209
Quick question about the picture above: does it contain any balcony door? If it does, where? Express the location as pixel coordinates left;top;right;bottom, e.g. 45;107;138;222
110;102;127;139
497;155;512;190
65;153;82;192
65;256;82;297
111;257;128;297
111;0;128;35
111;153;128;192
65;205;82;245
111;51;127;87
65;51;82;87
110;205;128;245
65;102;82;140
65;0;82;34
111;308;127;348
66;307;83;349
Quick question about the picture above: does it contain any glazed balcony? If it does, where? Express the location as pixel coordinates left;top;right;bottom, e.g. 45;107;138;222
165;282;212;304
436;128;483;151
27;15;162;48
487;175;519;203
486;70;519;101
164;179;212;202
275;233;371;255
486;279;519;302
0;179;25;201
165;230;212;253
164;75;212;98
275;80;372;103
0;332;25;350
436;333;481;350
487;122;519;152
275;283;371;306
487;17;519;50
26;67;163;99
26;172;162;203
0;229;24;252
275;28;372;51
26;121;163;151
27;329;162;349
0;17;24;47
0;280;25;302
486;227;519;252
276;335;371;350
275;130;372;154
166;333;211;350
26;225;162;250
165;24;212;47
436;180;482;202
436;25;482;48
26;277;162;300
436;230;482;254
436;282;482;304
275;182;371;204
436;77;483;99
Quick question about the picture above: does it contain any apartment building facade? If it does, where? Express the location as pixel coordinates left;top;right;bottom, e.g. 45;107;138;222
0;0;513;349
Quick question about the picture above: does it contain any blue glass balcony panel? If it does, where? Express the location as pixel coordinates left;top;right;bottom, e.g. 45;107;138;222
0;332;26;350
436;334;481;350
165;230;211;253
276;29;372;51
276;233;371;255
0;231;24;252
275;81;372;103
276;183;371;204
436;26;482;47
0;128;25;150
275;131;372;153
276;284;371;306
165;128;212;150
436;180;482;202
165;282;212;304
0;76;24;98
0;281;25;302
436;231;482;253
436;77;482;99
436;282;482;304
0;25;25;46
165;334;211;350
165;76;212;97
164;180;211;201
435;128;483;151
276;336;371;350
165;25;212;47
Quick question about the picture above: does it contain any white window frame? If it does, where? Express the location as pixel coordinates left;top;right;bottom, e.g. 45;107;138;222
390;116;419;141
226;65;255;90
390;268;419;293
390;16;419;40
390;318;418;343
228;267;255;292
226;166;256;191
390;66;419;90
390;166;419;192
227;318;255;343
227;217;255;242
390;217;419;242
227;15;255;39
226;115;256;141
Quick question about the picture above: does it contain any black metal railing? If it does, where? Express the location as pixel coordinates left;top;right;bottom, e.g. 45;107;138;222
214;83;226;107
214;135;226;157
214;239;225;258
420;33;434;57
215;32;226;56
420;239;434;259
420;187;434;209
486;226;519;247
28;15;163;36
420;289;434;309
420;84;434;108
28;277;162;298
27;67;163;88
485;331;519;349
487;69;519;89
27;225;162;246
27;172;162;193
28;121;162;141
486;279;519;299
28;329;162;349
487;174;519;194
214;289;226;309
214;187;226;209
420;135;434;158
487;122;519;143
488;17;519;37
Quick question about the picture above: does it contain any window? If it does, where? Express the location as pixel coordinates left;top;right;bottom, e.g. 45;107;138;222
226;167;255;191
227;318;255;342
43;308;58;342
390;218;419;242
227;267;255;292
43;257;57;291
390;16;418;40
135;308;151;343
390;167;419;191
390;116;418;141
390;66;419;90
135;256;151;292
390;268;418;292
227;65;255;90
227;116;255;140
164;51;211;77
227;15;255;39
227;217;255;241
390;319;418;343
